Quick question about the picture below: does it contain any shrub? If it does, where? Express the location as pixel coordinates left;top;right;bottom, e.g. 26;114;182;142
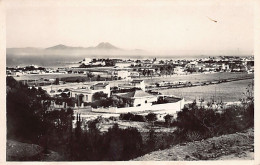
92;92;108;101
109;116;118;121
119;113;134;121
175;93;254;140
164;114;174;127
185;130;203;142
145;113;157;126
132;115;146;122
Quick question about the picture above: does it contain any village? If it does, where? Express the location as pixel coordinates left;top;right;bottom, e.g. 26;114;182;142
7;55;254;78
5;0;256;161
6;55;254;131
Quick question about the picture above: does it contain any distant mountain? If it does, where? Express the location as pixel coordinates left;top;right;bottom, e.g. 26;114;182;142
95;42;119;49
45;42;119;50
46;44;84;50
6;42;149;67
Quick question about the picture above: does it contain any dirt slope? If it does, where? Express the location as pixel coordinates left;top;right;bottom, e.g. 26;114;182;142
134;128;254;161
7;140;63;161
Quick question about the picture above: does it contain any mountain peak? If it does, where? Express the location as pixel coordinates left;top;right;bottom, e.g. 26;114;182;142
46;44;70;50
95;42;118;49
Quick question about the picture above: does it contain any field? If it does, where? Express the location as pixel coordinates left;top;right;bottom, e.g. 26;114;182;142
139;72;253;85
14;72;254;103
13;73;87;81
13;72;252;82
156;79;254;102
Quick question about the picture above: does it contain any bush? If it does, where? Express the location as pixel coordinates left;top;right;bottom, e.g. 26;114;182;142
185;131;203;142
71;123;143;161
109;116;118;121
132;115;146;122
175;96;254;141
145;113;158;126
119;113;146;122
119;113;134;121
164;114;174;127
92;92;108;101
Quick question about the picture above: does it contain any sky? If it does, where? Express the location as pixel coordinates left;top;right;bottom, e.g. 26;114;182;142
6;0;254;55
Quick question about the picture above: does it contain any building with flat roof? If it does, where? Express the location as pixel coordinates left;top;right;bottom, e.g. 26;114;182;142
114;90;157;107
70;83;110;104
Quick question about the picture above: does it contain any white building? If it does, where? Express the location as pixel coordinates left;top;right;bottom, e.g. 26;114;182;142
130;71;140;77
91;61;106;66
221;64;230;71
130;80;145;91
174;66;185;75
111;70;131;79
70;83;110;103
82;58;92;65
115;62;132;68
115;90;158;107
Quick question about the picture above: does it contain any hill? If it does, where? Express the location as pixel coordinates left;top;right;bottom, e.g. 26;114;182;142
133;128;254;161
45;42;119;50
7;140;64;161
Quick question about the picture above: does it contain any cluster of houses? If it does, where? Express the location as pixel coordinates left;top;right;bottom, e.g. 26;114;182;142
7;56;254;79
6;65;67;76
43;79;184;114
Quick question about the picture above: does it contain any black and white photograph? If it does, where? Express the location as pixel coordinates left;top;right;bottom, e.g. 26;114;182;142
3;0;258;162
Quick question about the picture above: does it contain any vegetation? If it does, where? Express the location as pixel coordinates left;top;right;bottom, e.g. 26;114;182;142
60;76;110;83
91;95;130;108
164;114;174;127
145;113;158;126
7;76;49;143
119;113;146;122
174;83;254;142
92;91;108;101
6;76;254;161
71;121;143;160
7;76;74;157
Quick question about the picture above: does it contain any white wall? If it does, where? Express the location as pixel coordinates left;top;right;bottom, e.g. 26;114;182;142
133;97;157;107
91;98;185;114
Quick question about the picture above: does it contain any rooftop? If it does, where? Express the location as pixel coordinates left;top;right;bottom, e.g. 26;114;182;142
93;83;109;87
117;90;156;99
131;80;144;83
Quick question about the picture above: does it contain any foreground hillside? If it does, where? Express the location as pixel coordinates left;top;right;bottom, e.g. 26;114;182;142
134;128;254;161
7;140;63;161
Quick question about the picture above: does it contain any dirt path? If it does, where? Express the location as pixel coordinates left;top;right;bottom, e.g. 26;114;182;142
133;128;254;161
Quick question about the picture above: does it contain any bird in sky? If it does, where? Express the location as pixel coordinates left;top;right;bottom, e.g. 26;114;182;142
207;17;218;23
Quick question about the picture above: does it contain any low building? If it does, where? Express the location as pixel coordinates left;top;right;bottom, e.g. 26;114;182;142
70;83;110;103
130;71;140;77
91;61;106;66
174;66;185;75
221;64;230;71
130;80;145;91
114;90;158;107
115;62;132;68
82;58;92;65
111;70;131;79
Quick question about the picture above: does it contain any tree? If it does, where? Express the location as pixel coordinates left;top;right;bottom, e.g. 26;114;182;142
6;76;50;143
240;81;254;127
87;72;94;79
164;114;174;127
97;75;101;81
92;92;108;101
145;113;157;126
146;128;156;151
55;78;60;85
